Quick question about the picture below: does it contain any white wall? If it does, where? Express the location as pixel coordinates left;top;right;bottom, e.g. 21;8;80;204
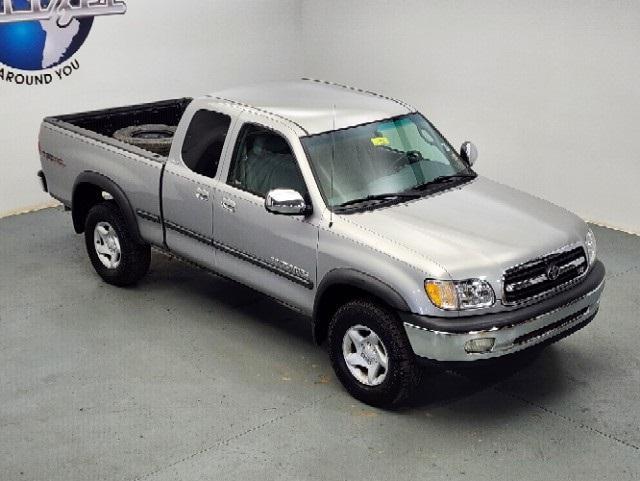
3;1;639;235
0;0;302;215
300;0;640;234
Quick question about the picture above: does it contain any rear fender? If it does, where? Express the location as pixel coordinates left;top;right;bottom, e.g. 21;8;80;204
72;171;143;243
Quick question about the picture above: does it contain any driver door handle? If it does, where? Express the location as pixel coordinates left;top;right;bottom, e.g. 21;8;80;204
195;188;209;201
221;197;236;213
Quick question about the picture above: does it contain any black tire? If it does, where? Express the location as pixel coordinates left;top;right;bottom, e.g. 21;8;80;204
84;202;151;287
113;124;176;156
328;298;421;408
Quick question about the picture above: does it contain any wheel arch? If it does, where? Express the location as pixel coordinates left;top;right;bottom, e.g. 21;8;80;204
71;171;143;243
312;268;411;345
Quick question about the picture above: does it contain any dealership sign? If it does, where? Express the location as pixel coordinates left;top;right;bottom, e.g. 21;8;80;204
0;0;127;85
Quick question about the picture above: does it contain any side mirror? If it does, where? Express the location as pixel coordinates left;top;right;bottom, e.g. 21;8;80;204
265;189;309;216
460;141;478;166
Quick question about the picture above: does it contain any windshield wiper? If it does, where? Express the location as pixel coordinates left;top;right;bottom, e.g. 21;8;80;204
334;174;475;210
412;173;477;191
335;192;420;209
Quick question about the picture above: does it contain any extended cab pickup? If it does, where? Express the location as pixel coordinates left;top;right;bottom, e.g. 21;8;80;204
38;80;605;407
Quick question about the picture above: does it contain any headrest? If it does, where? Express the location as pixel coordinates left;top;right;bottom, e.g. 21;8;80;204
252;134;290;155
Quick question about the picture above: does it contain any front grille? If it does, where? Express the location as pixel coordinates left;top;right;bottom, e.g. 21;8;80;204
503;246;587;304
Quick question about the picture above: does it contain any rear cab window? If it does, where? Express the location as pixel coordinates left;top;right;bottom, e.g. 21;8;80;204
181;110;231;179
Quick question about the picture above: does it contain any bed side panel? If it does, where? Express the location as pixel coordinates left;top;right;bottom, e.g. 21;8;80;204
38;122;164;246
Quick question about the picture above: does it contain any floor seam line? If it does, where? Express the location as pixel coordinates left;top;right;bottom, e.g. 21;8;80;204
445;369;639;453
129;393;337;481
494;387;640;452
605;264;640;281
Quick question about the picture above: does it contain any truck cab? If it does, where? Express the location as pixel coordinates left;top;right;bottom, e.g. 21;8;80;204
159;92;321;312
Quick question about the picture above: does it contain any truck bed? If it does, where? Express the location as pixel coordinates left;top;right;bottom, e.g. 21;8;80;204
39;98;192;247
45;98;192;160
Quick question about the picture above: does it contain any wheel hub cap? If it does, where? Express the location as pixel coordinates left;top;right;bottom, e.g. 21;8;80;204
362;343;376;364
94;222;121;269
342;325;389;386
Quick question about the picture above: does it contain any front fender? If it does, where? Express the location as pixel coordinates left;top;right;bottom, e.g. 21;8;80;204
311;268;413;344
314;268;410;317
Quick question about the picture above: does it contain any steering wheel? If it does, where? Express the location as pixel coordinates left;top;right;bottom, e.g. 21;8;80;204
389;150;423;173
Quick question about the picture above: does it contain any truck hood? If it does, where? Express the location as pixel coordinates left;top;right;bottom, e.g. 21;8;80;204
341;176;588;282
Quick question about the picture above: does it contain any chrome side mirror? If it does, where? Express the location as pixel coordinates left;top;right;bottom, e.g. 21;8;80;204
265;189;309;215
460;141;478;166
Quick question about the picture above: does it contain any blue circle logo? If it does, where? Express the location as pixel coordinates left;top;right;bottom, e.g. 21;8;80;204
0;0;94;71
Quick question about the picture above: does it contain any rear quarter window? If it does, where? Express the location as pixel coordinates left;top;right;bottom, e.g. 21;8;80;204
181;110;231;178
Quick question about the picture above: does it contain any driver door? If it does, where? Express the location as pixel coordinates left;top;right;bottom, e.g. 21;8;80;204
213;114;318;311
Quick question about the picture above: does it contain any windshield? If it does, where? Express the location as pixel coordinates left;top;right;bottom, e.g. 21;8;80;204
301;113;472;209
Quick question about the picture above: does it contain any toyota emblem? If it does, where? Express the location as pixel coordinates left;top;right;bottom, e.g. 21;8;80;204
546;263;560;281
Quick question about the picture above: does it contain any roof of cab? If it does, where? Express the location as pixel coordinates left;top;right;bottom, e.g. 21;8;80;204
205;79;415;136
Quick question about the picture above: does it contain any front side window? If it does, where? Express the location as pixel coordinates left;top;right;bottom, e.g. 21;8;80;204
181;110;231;178
227;124;307;198
301;113;472;209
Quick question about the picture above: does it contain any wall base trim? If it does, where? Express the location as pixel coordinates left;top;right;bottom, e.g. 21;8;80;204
0;201;61;220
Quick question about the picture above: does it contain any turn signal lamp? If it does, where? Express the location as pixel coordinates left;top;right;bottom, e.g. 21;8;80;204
425;280;458;310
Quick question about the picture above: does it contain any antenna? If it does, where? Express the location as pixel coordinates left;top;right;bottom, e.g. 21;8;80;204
329;104;336;228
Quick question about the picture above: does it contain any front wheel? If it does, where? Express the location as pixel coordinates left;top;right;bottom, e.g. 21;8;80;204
328;299;421;408
84;202;151;286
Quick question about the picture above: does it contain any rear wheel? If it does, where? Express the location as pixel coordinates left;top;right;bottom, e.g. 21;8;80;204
328;298;421;408
84;202;150;286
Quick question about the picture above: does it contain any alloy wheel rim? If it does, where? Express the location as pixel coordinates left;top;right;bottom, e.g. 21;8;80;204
342;324;389;386
93;221;121;269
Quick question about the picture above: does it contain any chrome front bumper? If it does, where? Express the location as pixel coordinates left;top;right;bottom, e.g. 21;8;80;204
403;275;605;362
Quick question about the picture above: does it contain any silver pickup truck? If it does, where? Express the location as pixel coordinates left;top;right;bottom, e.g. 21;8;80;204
38;79;605;407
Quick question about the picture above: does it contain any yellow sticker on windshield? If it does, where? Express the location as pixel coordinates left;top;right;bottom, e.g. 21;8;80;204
371;136;390;146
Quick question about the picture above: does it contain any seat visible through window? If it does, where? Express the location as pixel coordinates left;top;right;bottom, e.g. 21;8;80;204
228;124;307;198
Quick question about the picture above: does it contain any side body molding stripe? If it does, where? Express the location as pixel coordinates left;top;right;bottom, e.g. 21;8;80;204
136;210;161;223
137;210;314;289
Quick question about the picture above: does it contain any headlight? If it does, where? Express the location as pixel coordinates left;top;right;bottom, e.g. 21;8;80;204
585;228;597;267
425;279;495;310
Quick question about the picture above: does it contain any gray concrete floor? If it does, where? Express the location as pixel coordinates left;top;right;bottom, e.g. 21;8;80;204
1;207;639;481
